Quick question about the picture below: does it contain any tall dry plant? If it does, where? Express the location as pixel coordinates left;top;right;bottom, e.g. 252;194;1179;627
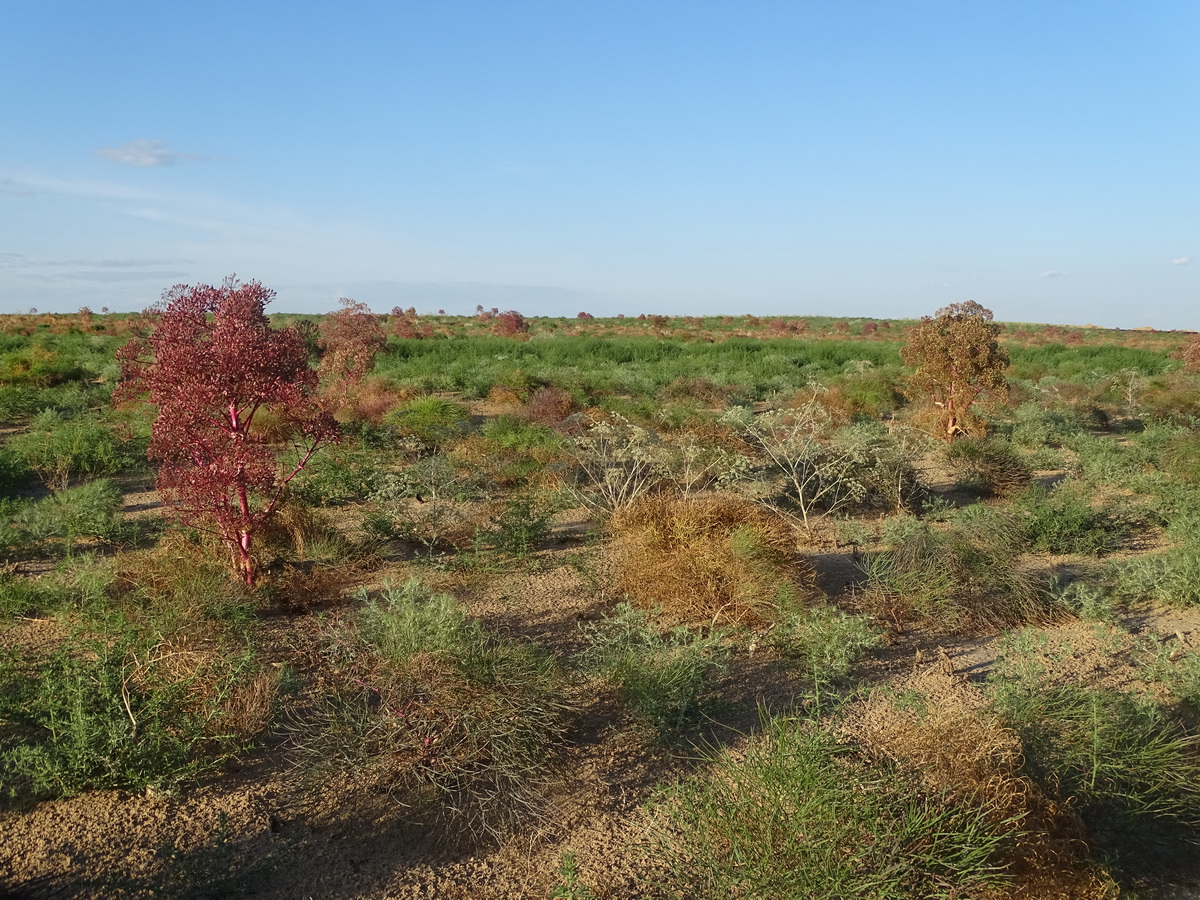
317;297;387;412
902;300;1009;440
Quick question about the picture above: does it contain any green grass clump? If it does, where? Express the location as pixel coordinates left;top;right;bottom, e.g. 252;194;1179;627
1012;483;1128;555
648;716;1013;899
386;395;471;447
581;602;728;732
862;513;1061;632
295;580;568;843
988;649;1200;863
7;409;137;489
944;437;1031;496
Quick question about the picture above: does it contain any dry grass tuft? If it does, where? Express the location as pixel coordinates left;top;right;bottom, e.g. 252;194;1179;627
608;494;814;626
845;668;1118;899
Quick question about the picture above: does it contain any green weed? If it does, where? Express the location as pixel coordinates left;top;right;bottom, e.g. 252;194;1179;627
581;602;728;732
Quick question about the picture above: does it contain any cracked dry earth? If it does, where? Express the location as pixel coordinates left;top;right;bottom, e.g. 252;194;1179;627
5;502;1200;898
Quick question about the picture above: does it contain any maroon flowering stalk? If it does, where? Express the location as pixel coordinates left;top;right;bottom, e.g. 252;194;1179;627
117;277;339;585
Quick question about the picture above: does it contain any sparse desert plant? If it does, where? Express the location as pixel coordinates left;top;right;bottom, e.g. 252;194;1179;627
566;413;668;511
902;300;1009;439
648;715;1014;900
729;390;870;527
581;602;729;731
609;495;813;626
549;852;596;900
116;277;339;585
660;433;747;496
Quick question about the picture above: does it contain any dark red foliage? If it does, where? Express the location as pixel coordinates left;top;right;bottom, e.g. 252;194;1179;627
116;277;339;585
491;310;529;337
576;311;595;319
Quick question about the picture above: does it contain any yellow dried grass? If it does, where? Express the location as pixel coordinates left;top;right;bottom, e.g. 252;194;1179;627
608;494;814;626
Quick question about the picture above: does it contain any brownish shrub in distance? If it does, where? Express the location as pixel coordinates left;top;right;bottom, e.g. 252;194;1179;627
609;495;814;626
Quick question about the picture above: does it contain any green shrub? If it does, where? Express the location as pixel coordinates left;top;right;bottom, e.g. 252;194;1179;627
769;603;880;695
648;716;1013;899
1114;547;1200;607
357;578;475;667
944;437;1031;496
0;633;260;800
8;409;134;488
1008;402;1089;448
1159;431;1200;486
289;444;381;505
1012;483;1127;555
581;602;728;731
485;490;561;556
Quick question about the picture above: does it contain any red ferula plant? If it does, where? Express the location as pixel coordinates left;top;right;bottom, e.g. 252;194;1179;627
116;277;339;585
317;297;387;407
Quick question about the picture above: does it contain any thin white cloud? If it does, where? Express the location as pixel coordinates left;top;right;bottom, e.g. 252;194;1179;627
0;178;36;198
95;139;206;167
1038;270;1062;279
1173;256;1192;266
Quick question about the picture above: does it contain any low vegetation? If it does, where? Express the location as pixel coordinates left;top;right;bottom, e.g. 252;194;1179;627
1;299;1198;897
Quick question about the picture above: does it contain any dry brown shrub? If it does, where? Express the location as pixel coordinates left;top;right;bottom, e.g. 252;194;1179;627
485;384;526;412
127;637;280;744
846;668;1117;899
609;494;814;626
257;501;339;557
903;399;989;441
519;386;577;427
271;560;360;609
660;376;731;406
341;377;413;423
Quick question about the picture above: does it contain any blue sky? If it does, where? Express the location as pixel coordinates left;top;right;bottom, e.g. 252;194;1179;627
1;1;1196;327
